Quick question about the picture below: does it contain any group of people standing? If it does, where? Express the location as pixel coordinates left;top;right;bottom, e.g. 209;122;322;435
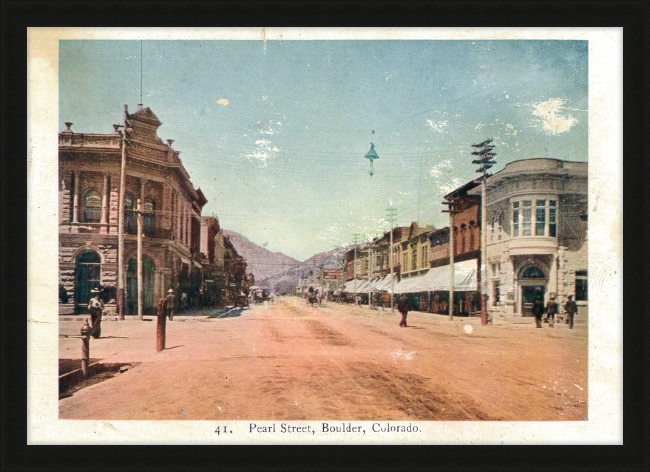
533;295;578;329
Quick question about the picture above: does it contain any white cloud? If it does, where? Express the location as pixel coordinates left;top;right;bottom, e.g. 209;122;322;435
429;159;453;179
505;123;518;137
531;98;577;135
439;177;464;195
245;139;280;165
216;98;230;106
426;119;449;133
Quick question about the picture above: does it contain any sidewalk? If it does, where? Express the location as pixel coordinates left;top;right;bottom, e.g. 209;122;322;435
59;307;239;365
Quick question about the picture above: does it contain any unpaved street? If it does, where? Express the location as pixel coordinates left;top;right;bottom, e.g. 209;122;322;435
60;298;587;421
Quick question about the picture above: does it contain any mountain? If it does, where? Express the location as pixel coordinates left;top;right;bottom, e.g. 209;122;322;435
258;245;351;295
222;230;300;283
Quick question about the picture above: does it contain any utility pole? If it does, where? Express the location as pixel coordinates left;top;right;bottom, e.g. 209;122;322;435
472;138;496;326
366;247;373;307
136;198;144;320
442;197;460;321
417;155;423;224
386;207;397;312
116;105;131;320
352;233;360;304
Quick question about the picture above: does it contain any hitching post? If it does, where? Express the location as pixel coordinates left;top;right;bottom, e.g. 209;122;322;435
156;297;168;352
80;320;92;378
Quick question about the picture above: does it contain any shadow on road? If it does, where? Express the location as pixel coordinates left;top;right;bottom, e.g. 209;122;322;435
165;345;184;350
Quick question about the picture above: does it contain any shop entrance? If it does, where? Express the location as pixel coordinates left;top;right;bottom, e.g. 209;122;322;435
521;285;545;316
75;251;102;314
519;265;547;316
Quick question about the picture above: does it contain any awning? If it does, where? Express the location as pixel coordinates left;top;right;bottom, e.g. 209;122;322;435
421;259;478;291
341;279;366;294
374;273;397;292
394;275;427;294
356;280;369;292
393;260;478;293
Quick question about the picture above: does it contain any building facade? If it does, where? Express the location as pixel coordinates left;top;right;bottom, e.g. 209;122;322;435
468;158;588;317
58;105;207;315
399;223;435;279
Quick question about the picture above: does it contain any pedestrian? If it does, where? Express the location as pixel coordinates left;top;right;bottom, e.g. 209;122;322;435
564;295;578;329
533;298;544;328
397;295;411;328
181;291;188;310
87;288;104;339
545;296;559;328
166;288;176;321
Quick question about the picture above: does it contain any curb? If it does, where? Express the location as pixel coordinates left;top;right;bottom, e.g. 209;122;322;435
59;361;133;394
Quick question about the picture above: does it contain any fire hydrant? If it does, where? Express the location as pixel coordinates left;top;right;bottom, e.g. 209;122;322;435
80;320;92;378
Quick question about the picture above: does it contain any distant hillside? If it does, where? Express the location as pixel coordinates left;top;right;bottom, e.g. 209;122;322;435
222;230;300;282
259;245;351;294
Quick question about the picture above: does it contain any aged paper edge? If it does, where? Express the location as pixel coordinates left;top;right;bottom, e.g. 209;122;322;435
27;27;622;445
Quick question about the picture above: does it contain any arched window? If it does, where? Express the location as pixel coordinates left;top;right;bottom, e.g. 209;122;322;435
144;197;156;236
469;224;475;250
125;192;136;235
521;266;545;279
84;189;102;223
460;224;467;253
490;216;496;242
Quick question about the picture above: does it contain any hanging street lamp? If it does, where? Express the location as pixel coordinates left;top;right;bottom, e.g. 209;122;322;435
364;142;379;178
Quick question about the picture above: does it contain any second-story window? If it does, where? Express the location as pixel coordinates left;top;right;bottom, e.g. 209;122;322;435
469;223;476;250
498;213;503;240
512;199;558;238
411;245;418;271
421;245;428;268
125;192;136;234
84;189;101;223
522;200;532;236
144;198;155;236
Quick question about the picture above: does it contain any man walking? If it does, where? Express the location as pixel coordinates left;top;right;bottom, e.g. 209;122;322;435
533;298;544;328
88;288;104;339
166;288;176;321
545;296;559;328
398;295;411;328
564;295;578;329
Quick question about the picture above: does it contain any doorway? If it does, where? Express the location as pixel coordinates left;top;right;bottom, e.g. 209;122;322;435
521;285;545;317
75;251;102;314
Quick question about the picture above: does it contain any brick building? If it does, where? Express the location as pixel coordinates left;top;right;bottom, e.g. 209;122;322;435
58;105;207;315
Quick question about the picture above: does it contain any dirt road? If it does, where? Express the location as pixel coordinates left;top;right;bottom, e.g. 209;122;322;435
59;298;587;421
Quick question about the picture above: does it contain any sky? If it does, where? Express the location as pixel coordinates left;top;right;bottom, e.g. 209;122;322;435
59;39;588;261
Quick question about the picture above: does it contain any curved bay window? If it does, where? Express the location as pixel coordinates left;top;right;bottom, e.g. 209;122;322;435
84;189;102;223
144;198;156;236
512;199;557;238
125;193;136;235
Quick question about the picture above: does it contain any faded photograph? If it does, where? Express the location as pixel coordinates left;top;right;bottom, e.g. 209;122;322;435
57;38;589;424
